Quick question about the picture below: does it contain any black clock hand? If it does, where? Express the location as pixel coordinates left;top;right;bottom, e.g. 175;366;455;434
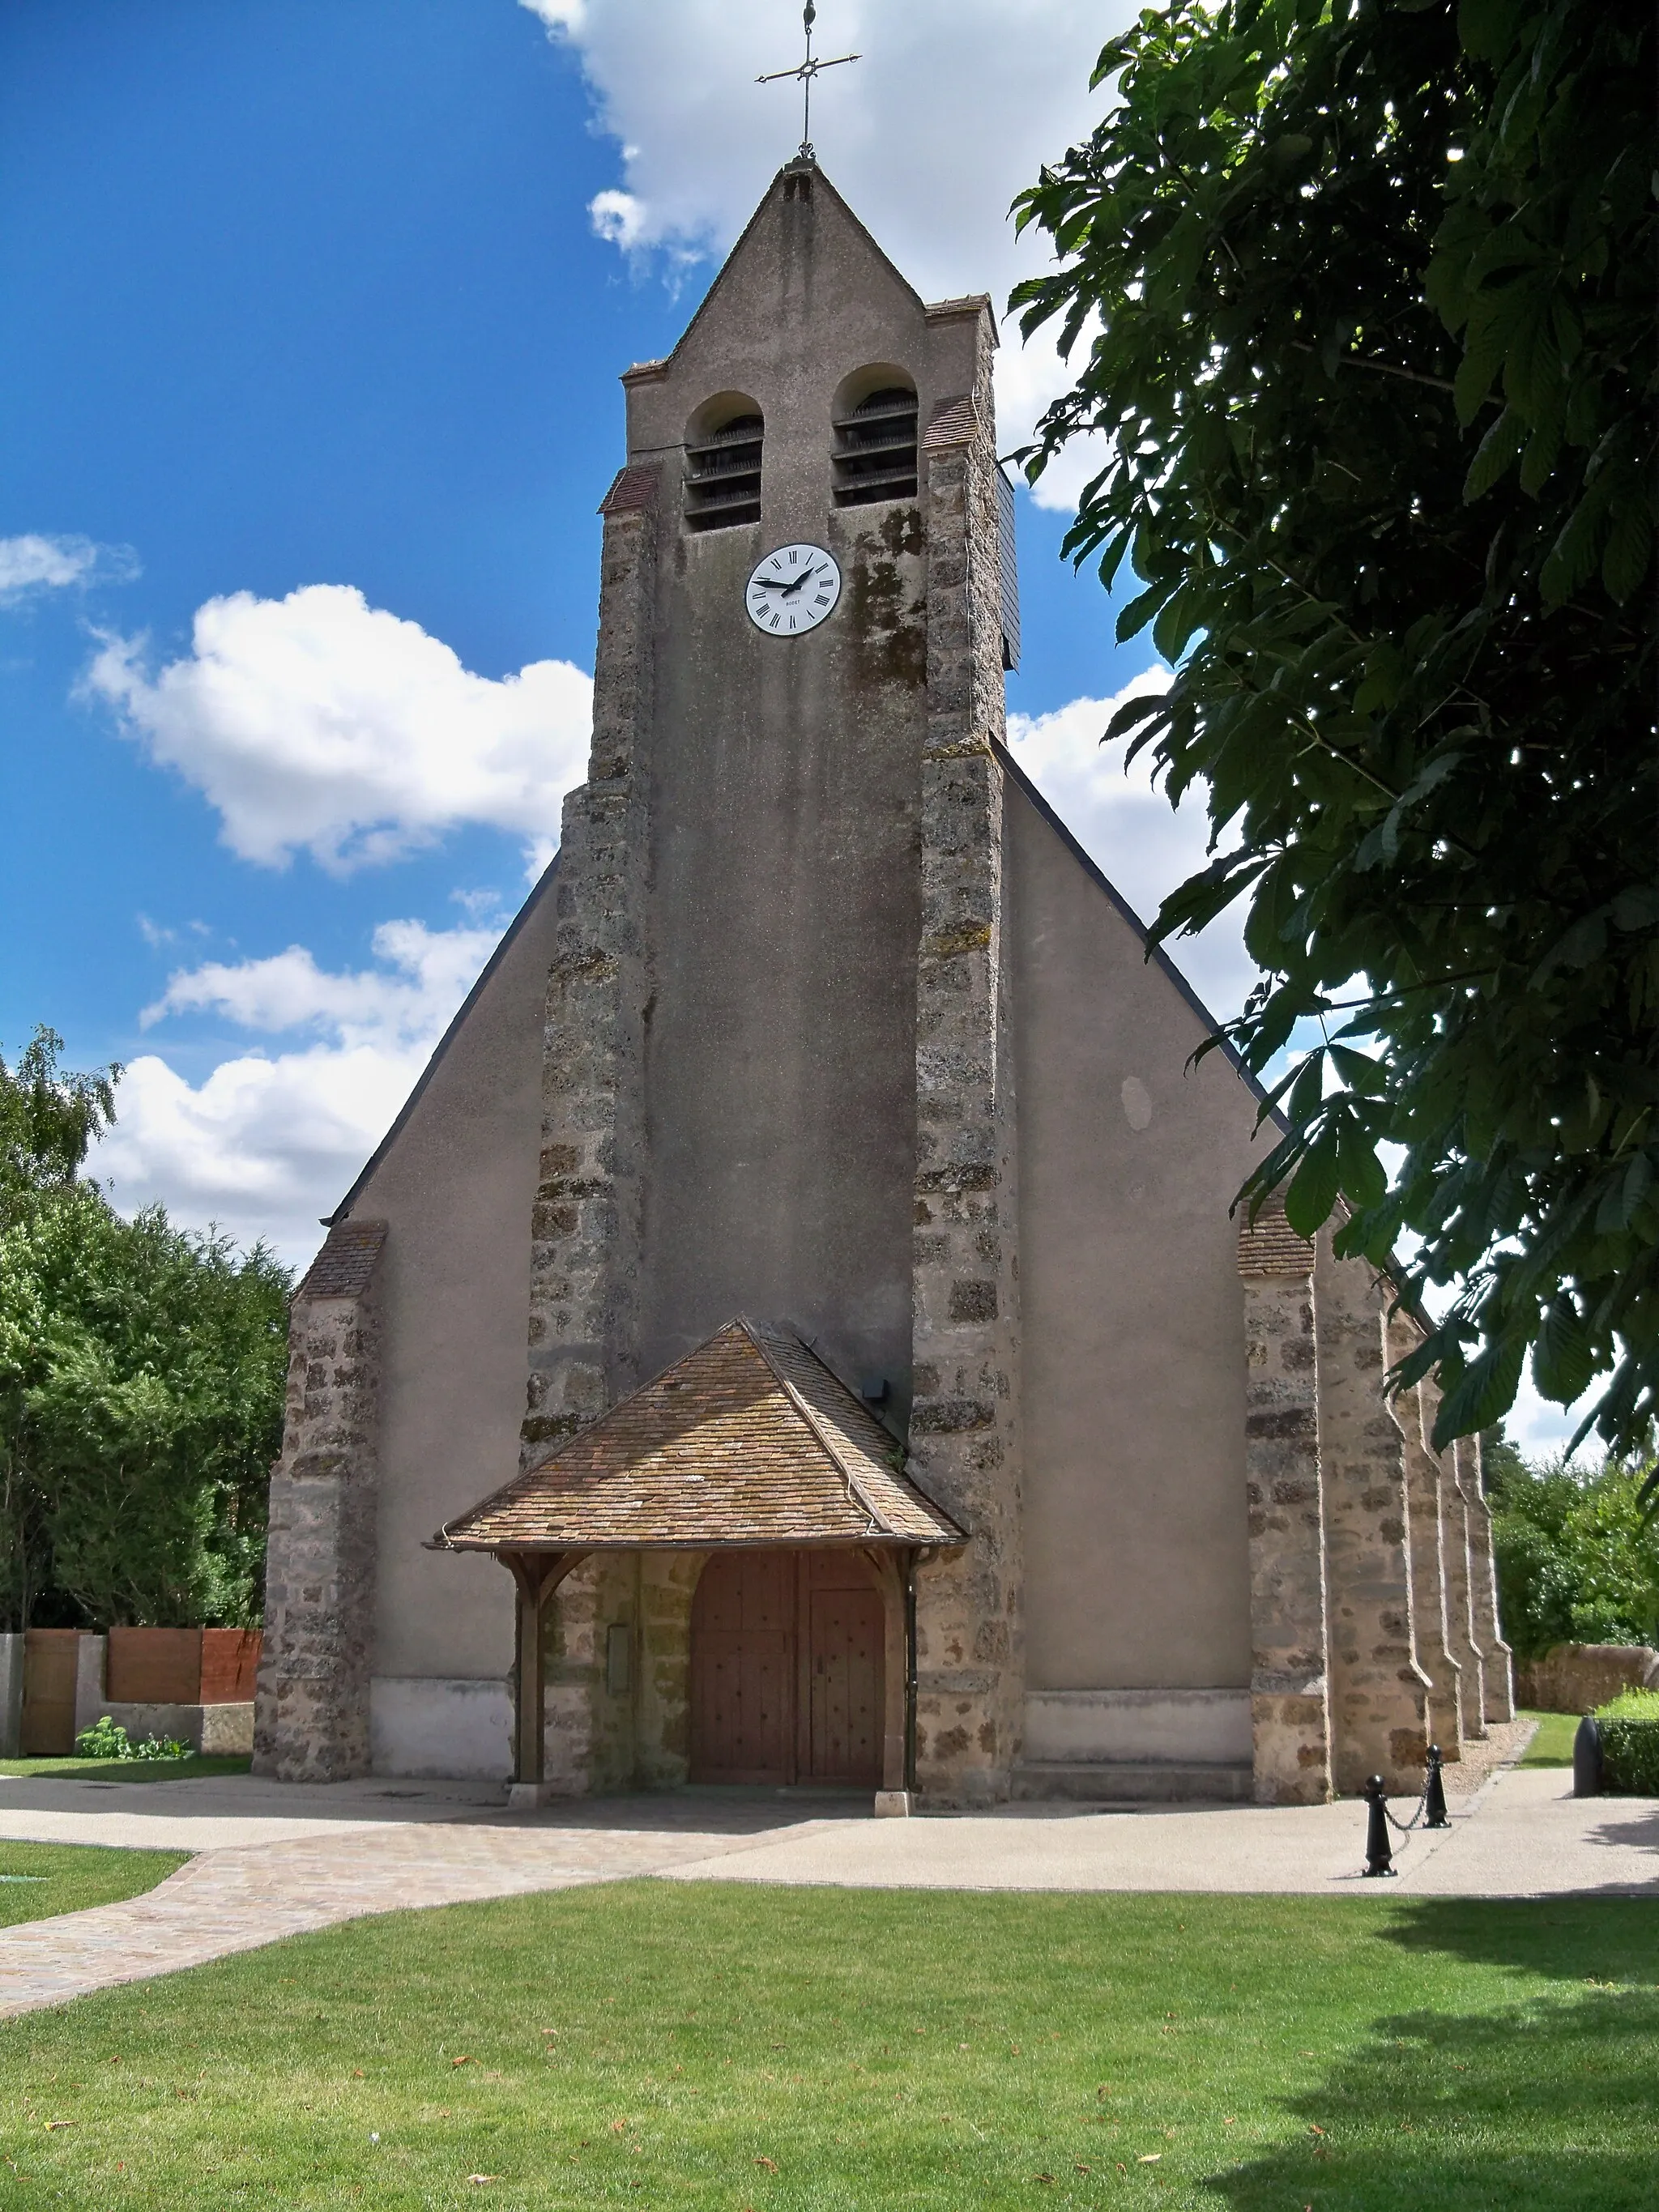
778;566;821;599
752;577;792;591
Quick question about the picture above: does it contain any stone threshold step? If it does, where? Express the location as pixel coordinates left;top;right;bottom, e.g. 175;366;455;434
1012;1761;1254;1805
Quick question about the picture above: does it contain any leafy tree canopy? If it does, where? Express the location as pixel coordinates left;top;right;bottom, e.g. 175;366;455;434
0;1025;117;1193
0;1028;291;1630
1488;1450;1659;1660
1013;0;1657;1457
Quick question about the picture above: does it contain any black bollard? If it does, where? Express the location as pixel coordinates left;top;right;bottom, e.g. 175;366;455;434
1361;1775;1397;1877
1573;1715;1604;1799
1423;1743;1451;1829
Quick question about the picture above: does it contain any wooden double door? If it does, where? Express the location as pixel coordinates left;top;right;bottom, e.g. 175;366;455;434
689;1549;887;1788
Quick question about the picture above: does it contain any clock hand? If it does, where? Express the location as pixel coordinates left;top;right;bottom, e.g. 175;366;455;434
778;566;821;599
752;577;792;591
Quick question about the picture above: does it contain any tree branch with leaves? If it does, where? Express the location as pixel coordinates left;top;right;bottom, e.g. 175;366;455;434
1013;0;1657;1455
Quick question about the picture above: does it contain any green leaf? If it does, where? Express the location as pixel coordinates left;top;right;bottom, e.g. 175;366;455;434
1601;497;1653;605
1284;1130;1342;1238
1433;1334;1527;1444
1463;405;1528;501
1115;579;1173;642
1286;1051;1326;1127
1533;1294;1597;1406
1457;0;1520;63
1105;690;1171;740
1329;1045;1388;1097
1337;1115;1388;1210
1540;458;1619;607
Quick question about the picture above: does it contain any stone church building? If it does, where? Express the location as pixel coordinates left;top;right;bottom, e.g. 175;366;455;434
254;160;1511;1810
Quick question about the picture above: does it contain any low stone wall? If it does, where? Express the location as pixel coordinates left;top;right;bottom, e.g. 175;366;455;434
1516;1643;1659;1713
97;1701;254;1756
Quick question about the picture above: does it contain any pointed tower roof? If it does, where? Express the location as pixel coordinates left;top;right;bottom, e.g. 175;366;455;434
434;1320;963;1552
617;159;996;398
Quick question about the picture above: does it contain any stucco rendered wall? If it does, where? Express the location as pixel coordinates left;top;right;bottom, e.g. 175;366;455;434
1005;777;1255;1701
337;868;562;1774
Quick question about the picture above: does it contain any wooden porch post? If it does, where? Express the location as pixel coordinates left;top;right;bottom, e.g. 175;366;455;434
500;1550;583;1793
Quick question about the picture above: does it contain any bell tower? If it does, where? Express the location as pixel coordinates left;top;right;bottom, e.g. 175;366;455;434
519;159;1025;1801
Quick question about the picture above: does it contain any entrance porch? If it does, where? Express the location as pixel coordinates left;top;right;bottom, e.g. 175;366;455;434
431;1321;962;1812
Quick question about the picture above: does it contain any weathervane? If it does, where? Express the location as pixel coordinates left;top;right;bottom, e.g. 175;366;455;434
758;2;860;165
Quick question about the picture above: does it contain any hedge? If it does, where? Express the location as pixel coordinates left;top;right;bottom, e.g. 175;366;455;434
1595;1689;1659;1796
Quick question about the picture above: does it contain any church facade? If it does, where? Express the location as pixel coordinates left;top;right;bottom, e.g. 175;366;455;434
253;161;1511;1810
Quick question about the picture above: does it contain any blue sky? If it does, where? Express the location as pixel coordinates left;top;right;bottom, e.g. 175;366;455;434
0;0;1575;1454
4;0;1196;1246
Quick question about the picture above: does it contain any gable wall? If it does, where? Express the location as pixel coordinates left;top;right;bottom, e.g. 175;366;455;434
1007;777;1255;1694
337;872;561;1750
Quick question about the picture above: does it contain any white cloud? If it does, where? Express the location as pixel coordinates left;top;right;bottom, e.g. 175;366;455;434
0;532;138;603
141;918;503;1049
83;583;593;874
522;0;1132;505
1006;671;1260;1023
95;917;508;1268
588;188;650;250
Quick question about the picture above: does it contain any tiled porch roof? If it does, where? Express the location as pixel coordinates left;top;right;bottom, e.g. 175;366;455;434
434;1320;964;1553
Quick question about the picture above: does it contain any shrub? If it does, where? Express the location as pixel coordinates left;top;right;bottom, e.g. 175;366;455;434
1594;1689;1659;1796
74;1715;190;1762
1488;1451;1659;1660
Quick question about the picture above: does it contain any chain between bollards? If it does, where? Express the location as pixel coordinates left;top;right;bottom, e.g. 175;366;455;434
1362;1744;1452;1877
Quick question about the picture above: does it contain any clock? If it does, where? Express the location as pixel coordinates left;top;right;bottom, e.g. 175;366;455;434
745;543;842;636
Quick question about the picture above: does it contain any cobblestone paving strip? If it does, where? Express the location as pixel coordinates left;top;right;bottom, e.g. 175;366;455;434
0;1815;810;2021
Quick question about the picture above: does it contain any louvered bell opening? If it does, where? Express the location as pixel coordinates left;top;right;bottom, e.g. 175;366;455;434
684;414;764;532
831;387;919;508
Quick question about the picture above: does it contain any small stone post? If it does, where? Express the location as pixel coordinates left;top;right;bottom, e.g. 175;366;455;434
1237;1204;1332;1805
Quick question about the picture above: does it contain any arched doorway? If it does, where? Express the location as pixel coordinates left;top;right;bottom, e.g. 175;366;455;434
689;1549;885;1787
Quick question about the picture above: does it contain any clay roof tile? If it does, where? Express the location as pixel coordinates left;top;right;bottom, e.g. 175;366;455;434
436;1320;963;1553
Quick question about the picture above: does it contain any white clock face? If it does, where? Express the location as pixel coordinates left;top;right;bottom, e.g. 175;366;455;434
745;543;842;636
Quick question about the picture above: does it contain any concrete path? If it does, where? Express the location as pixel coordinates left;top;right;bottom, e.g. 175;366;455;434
661;1767;1659;1899
0;1745;1651;2023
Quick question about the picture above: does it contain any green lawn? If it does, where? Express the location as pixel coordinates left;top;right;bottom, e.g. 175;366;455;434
0;1839;186;1929
0;1754;250;1784
0;1882;1650;2210
1518;1711;1580;1767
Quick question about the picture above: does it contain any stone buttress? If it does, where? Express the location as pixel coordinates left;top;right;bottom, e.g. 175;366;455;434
513;467;659;1792
1313;1235;1431;1792
521;467;656;1466
907;327;1026;1805
1237;1206;1332;1802
1387;1312;1469;1753
254;1219;386;1781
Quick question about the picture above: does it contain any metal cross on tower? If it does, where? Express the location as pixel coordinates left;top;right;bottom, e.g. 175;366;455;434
758;2;860;165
